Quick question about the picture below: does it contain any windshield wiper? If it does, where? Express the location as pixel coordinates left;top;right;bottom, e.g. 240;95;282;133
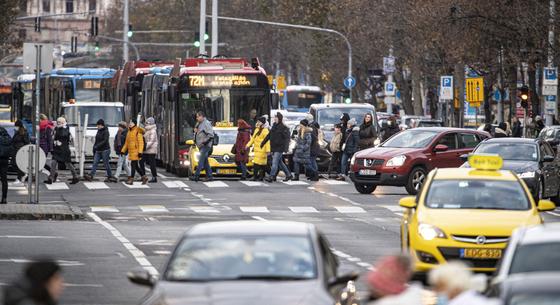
233;275;311;281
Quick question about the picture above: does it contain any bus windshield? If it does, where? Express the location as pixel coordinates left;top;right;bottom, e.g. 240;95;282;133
286;91;322;109
75;79;102;102
65;105;124;127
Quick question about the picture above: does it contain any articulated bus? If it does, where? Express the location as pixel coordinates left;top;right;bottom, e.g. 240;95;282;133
49;68;115;103
281;85;324;112
140;57;271;176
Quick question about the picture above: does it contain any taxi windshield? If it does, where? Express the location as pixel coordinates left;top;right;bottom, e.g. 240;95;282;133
165;235;317;281
474;143;538;161
425;180;530;210
382;130;438;148
215;129;237;145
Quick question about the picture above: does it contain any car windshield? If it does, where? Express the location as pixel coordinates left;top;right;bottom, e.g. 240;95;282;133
509;242;560;274
316;107;373;126
509;293;560;305
165;235;317;281
215;129;237;145
425;180;530;210
0;111;10;121
64;106;124;127
382;130;438;148
418;121;443;127
475;143;538;161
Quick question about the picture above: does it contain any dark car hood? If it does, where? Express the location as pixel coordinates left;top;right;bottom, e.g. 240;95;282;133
354;146;422;159
462;159;538;172
152;280;332;305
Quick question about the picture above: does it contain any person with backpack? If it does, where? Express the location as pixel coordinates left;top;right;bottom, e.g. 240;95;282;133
46;117;79;185
0;127;12;203
191;111;214;182
12;120;30;186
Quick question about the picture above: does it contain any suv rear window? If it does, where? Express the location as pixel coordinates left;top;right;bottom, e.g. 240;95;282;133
509;242;560;274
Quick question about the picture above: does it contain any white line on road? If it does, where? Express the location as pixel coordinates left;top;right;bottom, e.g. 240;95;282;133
203;181;229;188
334;206;366;213
45;182;69;190
0;235;64;239
251;216;268;221
240;181;269;187
380;205;405;212
320;180;349;185
162;180;189;188
240;206;270;213
0;259;83;266
546;211;560;217
282;180;308;186
157;173;169;178
122;182;150;188
88;212;158;275
90;206;119;213
191;206;220;213
63;283;104;288
84;182;110;190
139;205;169;213
289;206;319;213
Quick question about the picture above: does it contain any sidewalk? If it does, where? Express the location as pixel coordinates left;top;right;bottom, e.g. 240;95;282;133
0;203;83;220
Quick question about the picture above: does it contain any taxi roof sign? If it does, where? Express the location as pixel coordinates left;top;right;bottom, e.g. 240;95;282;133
468;154;503;171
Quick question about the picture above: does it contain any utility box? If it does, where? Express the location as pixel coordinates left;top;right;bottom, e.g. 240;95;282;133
23;43;54;74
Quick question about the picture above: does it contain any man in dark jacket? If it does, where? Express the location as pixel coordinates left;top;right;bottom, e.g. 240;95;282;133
339;112;351;151
12;120;30;186
0;127;12;203
264;112;293;182
113;121;130;181
338;118;360;180
306;113;321;175
85;119;116;182
511;117;522;137
46;117;79;184
380;116;400;142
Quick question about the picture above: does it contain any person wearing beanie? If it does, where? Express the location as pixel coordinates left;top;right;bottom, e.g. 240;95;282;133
338;117;360;181
11;119;30;186
233;119;252;180
263;112;293;182
4;259;64;305
246;116;270;181
365;255;422;305
140;117;159;183
122;119;148;184
84;118;116;183
47;117;79;185
113;121;130;181
339;113;351;152
292;120;318;181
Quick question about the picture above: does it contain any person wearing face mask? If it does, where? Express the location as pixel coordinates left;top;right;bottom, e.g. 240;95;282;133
3;259;65;305
84;119;116;183
429;261;501;305
121;119;148;185
380;116;400;142
46;117;79;185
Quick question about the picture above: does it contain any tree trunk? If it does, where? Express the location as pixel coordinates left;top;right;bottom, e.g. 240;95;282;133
412;71;424;115
528;61;539;118
395;68;414;114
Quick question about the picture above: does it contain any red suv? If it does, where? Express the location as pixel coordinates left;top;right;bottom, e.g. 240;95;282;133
349;128;490;195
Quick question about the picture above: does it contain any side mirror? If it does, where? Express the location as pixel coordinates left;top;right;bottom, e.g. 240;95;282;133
460;154;469;162
328;271;359;288
399;196;417;209
537;199;556;212
185;139;194;145
542;155;555;163
434;144;449;152
127;267;156;287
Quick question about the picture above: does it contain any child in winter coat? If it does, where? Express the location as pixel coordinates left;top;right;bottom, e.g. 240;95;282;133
292;119;318;181
246;117;270;181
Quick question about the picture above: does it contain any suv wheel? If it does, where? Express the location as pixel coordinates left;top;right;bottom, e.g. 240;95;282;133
354;183;376;194
405;167;427;195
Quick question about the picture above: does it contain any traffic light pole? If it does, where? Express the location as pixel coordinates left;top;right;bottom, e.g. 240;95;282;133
199;0;207;55
123;0;129;63
211;0;219;57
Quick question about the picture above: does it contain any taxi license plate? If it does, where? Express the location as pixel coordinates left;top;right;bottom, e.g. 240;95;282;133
359;169;377;176
460;248;502;259
218;169;237;175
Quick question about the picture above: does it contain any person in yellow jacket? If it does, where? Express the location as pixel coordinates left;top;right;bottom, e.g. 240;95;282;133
121;119;148;185
246;117;270;181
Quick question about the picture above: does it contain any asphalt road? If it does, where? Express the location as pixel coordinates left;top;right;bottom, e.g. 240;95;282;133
0;169;559;305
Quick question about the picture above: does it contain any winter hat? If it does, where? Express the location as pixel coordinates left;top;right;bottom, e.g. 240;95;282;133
305;113;314;122
237;119;251;130
367;256;411;296
258;116;267;124
131;118;137;126
96;119;105;126
300;119;309;127
146;117;155;125
340;113;350;122
348;118;357;126
275;112;283;122
14;120;23;128
25;260;61;285
118;121;127;128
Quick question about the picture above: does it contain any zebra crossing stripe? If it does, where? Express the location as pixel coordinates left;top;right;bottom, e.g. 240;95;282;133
282;180;308;186
84;182;110;190
45;182;69;190
139;205;169;213
320;180;349;185
122;182;149;189
162;180;189;188
203;181;229;188
240;206;270;213
90;206;119;213
379;205;405;213
334;206;366;213
240;181;268;187
289;206;319;213
190;206;220;213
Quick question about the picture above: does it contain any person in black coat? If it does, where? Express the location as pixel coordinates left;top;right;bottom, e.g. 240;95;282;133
85;119;116;182
338;118;360;180
358;113;377;150
263;112;293;182
0;127;12;203
305;113;321;175
511;117;522;137
12;120;30;184
113;121;130;181
339;112;351;151
380;116;400;142
46;117;79;184
3;260;64;305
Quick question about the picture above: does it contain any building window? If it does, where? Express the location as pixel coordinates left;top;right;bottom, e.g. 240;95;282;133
88;0;96;12
42;0;50;12
65;0;74;13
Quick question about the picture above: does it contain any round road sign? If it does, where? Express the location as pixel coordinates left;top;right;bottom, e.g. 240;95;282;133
16;144;46;174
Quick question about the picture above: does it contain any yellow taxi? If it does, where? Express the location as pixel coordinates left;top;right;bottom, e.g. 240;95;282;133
184;125;254;177
399;154;556;274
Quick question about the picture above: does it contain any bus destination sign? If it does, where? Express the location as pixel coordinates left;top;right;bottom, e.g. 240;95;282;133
188;75;257;88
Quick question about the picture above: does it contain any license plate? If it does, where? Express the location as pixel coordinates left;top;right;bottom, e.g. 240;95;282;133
217;168;237;175
359;169;377;176
460;248;502;259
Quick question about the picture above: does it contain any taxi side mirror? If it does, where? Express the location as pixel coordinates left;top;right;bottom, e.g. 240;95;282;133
185;140;194;145
542;155;555;163
127;267;155;287
434;144;448;152
399;196;417;209
537;199;556;212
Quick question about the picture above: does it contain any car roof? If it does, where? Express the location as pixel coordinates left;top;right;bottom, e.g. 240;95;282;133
186;221;314;236
407;127;481;133
517;223;560;244
483;138;538;144
433;168;518;181
62;102;124;107
503;272;560;293
310;103;374;109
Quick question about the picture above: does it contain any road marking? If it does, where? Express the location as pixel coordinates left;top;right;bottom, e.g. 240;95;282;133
289;206;319;213
138;240;175;246
139;205;169;213
240;206;270;213
380;205;405;213
0;259;83;266
8;186;26;190
251;216;268;221
240;181;269;187
282;180;308;186
546;211;560;217
157;173;169;178
162;180;189;188
320;180;349;185
335;206;366;213
88;212;158;275
0;235;64;239
191;206;220;213
332;250;352;258
203;181;229;188
122;182;149;188
84;182;109;190
357;262;373;268
153;250;172;255
64;283;103;288
90;206;119;213
45;182;69;190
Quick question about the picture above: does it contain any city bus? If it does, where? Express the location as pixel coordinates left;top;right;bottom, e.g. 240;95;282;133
281;85;324;112
49;68;115;103
141;57;271;176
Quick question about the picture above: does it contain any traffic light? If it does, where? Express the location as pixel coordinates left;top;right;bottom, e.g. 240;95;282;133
90;16;99;37
204;22;209;41
520;85;529;109
127;24;133;38
34;17;41;32
194;32;200;47
94;41;100;52
341;89;351;104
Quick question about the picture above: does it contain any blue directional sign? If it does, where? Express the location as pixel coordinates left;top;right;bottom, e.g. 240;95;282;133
344;76;356;89
384;81;396;96
493;89;502;102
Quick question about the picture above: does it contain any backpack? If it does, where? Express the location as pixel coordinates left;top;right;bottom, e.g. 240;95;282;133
212;133;219;146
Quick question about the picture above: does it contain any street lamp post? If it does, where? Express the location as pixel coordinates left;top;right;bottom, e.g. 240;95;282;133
123;0;129;63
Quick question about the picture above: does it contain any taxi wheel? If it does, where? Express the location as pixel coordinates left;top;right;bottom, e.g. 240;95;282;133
354;183;376;194
406;167;426;195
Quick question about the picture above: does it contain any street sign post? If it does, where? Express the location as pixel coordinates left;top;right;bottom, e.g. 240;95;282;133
343;76;356;89
543;67;558;85
384;81;396;97
440;76;453;100
383;56;395;74
466;77;484;107
545;95;556;114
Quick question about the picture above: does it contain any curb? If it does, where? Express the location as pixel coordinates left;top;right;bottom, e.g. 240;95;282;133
0;204;84;220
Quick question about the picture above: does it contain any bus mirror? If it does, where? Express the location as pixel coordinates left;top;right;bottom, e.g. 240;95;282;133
185;140;194;146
